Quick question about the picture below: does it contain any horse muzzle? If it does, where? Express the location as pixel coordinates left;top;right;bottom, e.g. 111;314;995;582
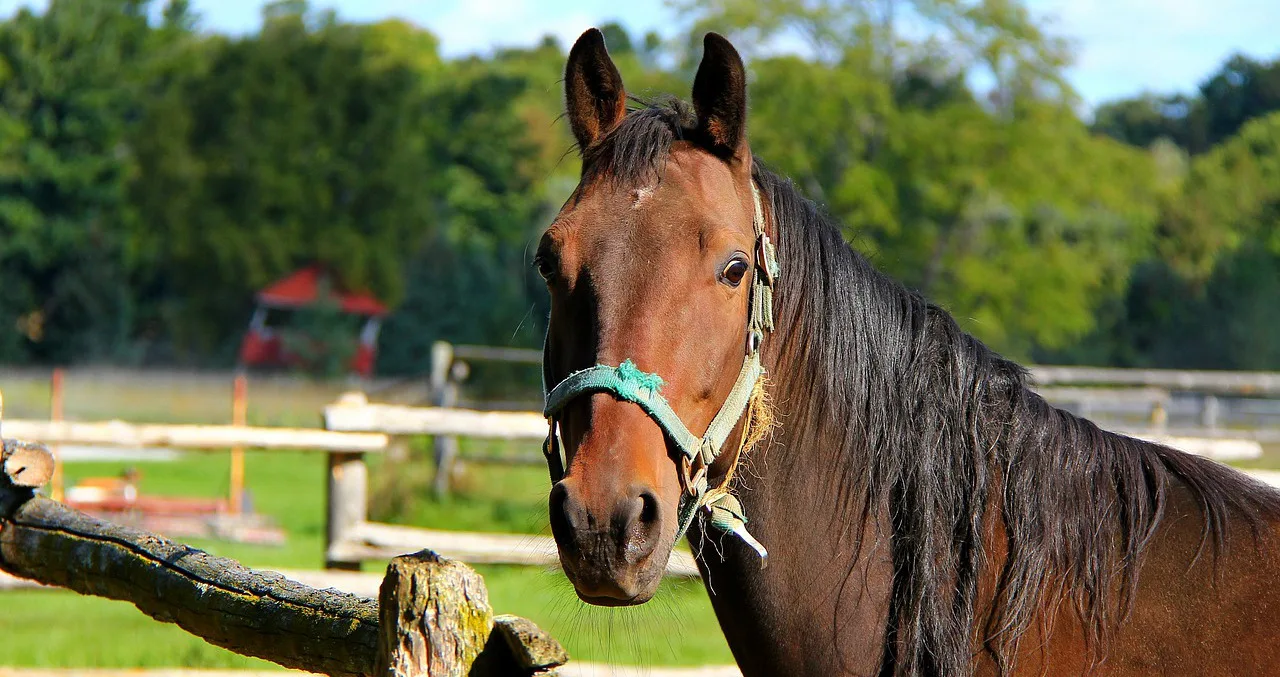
549;476;672;605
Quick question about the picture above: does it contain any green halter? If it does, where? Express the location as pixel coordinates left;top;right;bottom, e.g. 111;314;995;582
541;182;778;560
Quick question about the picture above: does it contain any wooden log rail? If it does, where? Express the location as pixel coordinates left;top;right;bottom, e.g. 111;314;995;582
0;410;567;676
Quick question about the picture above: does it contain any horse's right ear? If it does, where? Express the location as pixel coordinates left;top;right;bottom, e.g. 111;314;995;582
565;28;627;151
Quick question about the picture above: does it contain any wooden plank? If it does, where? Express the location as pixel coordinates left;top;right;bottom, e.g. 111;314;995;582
451;344;544;364
324;403;547;439
1109;426;1280;444
1134;434;1262;461
332;521;703;578
2;419;388;452
1029;366;1280;396
1033;386;1171;405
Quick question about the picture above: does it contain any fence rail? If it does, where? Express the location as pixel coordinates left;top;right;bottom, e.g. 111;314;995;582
324;396;545;439
1029;366;1280;397
3;419;388;452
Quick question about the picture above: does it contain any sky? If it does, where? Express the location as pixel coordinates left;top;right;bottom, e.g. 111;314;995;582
3;0;1280;107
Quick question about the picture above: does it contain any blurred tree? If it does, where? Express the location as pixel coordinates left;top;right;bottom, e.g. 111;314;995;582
599;22;635;55
0;0;154;363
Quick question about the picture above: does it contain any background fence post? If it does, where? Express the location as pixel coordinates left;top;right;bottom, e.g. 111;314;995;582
430;341;460;498
325;450;367;571
48;367;64;501
1150;399;1168;434
230;373;247;514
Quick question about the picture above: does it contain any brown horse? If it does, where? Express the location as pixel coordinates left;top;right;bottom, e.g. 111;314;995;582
538;28;1280;676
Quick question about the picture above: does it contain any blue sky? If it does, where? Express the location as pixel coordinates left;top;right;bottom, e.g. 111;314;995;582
3;0;1279;107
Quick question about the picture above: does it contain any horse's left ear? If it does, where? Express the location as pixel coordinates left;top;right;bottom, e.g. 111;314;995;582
692;33;748;159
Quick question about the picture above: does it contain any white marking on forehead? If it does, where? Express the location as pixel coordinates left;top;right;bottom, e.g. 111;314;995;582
631;185;656;209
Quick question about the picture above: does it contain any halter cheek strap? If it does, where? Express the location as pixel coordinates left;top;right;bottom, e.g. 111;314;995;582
541;182;778;560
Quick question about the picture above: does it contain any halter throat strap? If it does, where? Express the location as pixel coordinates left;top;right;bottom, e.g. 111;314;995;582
541;181;777;559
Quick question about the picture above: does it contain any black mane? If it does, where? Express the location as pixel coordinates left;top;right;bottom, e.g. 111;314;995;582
585;97;1280;677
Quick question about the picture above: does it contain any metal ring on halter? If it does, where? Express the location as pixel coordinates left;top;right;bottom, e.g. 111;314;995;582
680;454;707;498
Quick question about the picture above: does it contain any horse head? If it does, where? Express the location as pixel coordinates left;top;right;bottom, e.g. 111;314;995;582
539;28;771;606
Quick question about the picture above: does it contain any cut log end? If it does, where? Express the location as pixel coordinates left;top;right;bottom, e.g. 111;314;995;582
376;549;495;676
2;439;55;488
373;550;569;676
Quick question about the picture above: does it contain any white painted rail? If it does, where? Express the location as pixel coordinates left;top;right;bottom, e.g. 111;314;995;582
2;419;388;452
324;396;546;439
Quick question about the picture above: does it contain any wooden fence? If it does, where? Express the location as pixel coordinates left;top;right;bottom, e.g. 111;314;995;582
0;391;699;576
9;360;1278;574
0;396;568;677
321;392;701;575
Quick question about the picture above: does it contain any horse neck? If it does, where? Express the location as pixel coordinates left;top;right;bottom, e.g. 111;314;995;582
694;201;1041;673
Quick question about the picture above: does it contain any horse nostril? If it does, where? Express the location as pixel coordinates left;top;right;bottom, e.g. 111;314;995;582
638;489;659;526
616;487;663;563
549;482;580;548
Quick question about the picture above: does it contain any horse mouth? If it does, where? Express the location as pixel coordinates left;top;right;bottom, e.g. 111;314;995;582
576;590;652;607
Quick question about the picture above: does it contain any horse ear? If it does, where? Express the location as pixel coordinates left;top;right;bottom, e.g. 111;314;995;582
692;32;748;158
565;28;628;150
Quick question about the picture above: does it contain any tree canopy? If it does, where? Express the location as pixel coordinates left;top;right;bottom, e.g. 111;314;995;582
0;0;1277;375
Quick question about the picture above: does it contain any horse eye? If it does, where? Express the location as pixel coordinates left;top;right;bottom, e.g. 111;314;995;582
719;257;750;287
534;255;556;282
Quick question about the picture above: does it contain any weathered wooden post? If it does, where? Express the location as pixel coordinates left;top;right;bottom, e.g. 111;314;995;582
430;341;461;498
1201;394;1221;430
377;549;568;676
325;449;368;571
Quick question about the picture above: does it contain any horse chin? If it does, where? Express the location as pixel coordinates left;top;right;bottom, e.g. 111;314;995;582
560;550;669;607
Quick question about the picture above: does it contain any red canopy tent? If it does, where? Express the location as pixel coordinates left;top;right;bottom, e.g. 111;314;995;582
238;265;388;377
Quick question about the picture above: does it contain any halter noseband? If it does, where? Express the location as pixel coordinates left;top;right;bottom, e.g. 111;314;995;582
541;182;778;560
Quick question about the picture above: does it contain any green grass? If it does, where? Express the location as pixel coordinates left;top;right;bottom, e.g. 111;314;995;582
0;569;729;669
0;445;731;668
0;590;283;670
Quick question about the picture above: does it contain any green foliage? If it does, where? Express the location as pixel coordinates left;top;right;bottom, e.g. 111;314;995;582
0;0;1277;372
0;0;152;364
